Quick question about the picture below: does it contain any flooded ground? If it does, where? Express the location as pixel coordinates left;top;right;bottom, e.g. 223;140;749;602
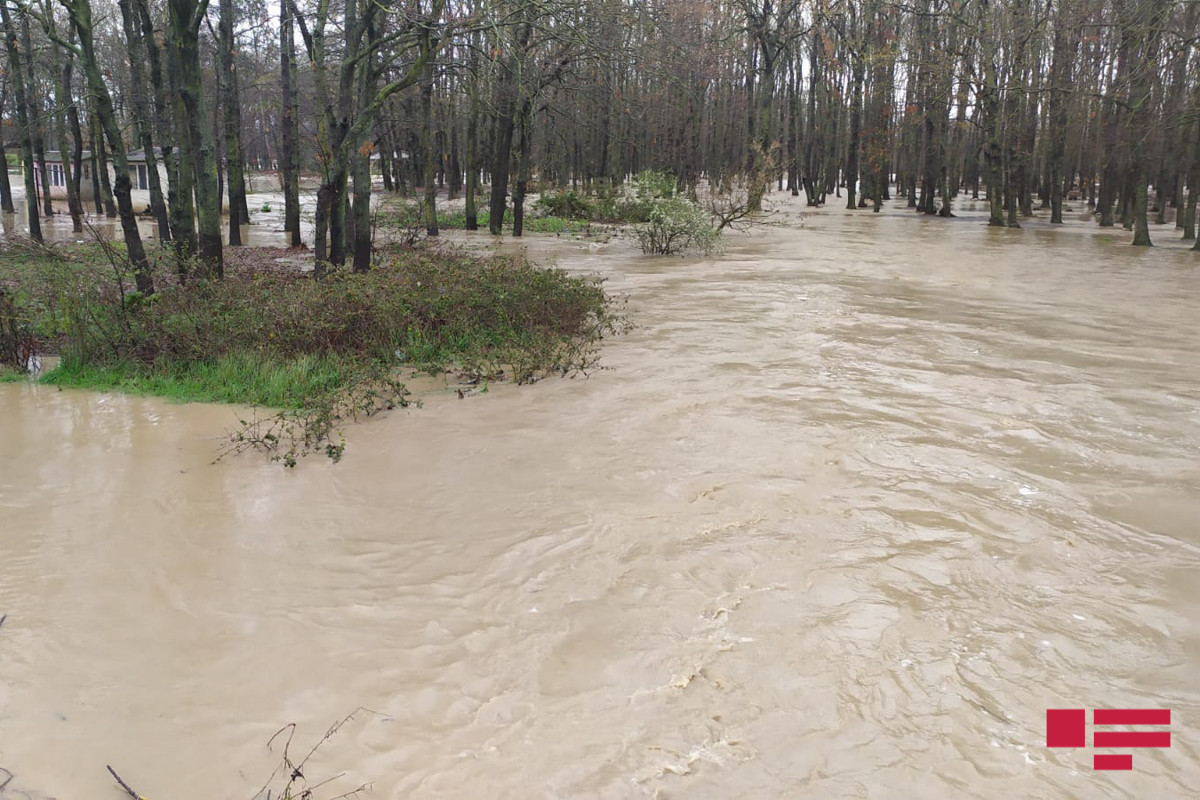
1;193;1198;799
1;173;333;248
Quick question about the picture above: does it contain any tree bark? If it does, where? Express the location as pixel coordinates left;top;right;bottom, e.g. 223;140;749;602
61;0;154;293
464;33;479;230
280;0;301;245
116;0;170;240
219;0;248;246
168;0;222;276
0;1;41;240
22;13;52;218
420;34;438;236
47;20;83;232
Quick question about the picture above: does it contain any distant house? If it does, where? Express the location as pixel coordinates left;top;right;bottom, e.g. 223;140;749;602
33;148;173;202
125;148;173;191
32;151;99;202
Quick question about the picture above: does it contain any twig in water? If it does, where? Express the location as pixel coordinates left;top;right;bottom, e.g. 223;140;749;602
326;783;372;800
0;613;7;630
106;765;145;800
253;708;384;800
1;765;14;792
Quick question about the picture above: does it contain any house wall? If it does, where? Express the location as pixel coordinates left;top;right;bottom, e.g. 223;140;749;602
29;159;169;209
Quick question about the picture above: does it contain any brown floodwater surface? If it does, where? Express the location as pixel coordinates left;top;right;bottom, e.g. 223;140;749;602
2;196;1198;799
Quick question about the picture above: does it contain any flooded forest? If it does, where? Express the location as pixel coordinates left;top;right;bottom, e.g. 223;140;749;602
1;1;1199;799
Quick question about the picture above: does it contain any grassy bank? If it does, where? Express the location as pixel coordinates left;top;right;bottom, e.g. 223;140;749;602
41;352;353;408
1;238;627;463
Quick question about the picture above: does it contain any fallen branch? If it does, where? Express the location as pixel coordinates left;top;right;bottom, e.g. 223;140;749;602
253;708;383;800
106;765;145;800
1;765;13;793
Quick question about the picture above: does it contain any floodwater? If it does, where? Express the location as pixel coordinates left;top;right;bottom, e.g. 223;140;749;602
0;175;322;248
1;194;1199;799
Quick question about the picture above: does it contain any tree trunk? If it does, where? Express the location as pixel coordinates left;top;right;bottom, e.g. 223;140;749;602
49;27;83;232
1045;15;1076;226
219;0;248;246
116;0;170;241
464;39;479;230
512;111;531;237
1183;109;1200;241
62;0;154;294
280;0;301;246
0;1;41;240
845;55;863;210
92;121;117;218
168;0;222;276
979;71;1005;227
351;149;372;271
22;14;52;218
488;20;531;235
420;42;438;236
0;134;13;214
448;117;461;200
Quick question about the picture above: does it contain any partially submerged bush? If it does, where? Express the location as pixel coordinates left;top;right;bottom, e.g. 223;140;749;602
530;171;679;226
3;239;628;464
0;287;36;371
533;189;595;220
634;195;721;256
375;199;427;247
23;247;624;384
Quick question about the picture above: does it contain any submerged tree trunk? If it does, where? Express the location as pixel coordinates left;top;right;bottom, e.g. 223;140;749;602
420;40;438;236
132;0;175;243
46;19;83;232
488;19;531;235
93;122;117;218
351;149;371;271
845;53;863;210
1045;16;1076;226
22;13;52;218
61;0;154;294
0;134;13;214
168;0;222;276
979;76;1005;227
0;1;41;240
219;0;247;246
512;110;531;237
464;36;479;231
116;0;170;240
280;0;301;246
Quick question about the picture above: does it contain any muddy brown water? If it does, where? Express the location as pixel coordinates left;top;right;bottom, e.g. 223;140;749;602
2;195;1199;799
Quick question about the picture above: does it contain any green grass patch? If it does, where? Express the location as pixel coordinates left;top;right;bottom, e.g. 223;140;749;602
41;352;352;408
433;207;592;236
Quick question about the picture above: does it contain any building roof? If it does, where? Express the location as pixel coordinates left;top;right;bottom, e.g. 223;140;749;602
36;148;179;164
39;150;95;162
127;147;180;163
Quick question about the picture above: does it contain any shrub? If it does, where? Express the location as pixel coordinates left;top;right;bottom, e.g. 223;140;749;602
534;190;595;220
531;172;680;226
0;287;36;371
634;195;721;256
376;199;427;246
